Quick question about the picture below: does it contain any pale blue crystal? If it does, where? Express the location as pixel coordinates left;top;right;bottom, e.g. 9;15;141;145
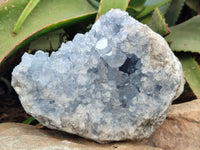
12;9;185;143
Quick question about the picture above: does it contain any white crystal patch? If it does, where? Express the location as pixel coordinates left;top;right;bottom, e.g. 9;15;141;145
95;38;108;50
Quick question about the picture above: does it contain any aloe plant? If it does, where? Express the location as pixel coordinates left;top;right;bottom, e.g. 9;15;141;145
149;7;169;36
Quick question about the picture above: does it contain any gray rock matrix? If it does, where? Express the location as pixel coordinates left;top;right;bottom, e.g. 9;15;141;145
12;9;185;143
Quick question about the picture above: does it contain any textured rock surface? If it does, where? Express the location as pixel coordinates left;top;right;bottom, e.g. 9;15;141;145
168;99;200;122
147;100;200;150
0;123;163;150
12;9;185;143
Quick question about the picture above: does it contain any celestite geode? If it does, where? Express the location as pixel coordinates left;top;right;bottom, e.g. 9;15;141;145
12;9;185;143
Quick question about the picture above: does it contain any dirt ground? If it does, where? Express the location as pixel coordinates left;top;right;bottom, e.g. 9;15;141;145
0;88;30;123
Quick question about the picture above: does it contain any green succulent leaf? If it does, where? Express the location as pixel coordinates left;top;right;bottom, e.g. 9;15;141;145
135;0;171;19
185;0;200;13
159;1;171;15
149;7;170;36
134;1;171;25
127;0;146;18
95;0;130;21
23;116;35;124
0;0;97;68
13;0;40;34
129;0;146;8
87;0;100;9
137;2;171;25
165;0;185;26
29;29;67;52
139;14;152;24
179;54;200;98
165;15;200;53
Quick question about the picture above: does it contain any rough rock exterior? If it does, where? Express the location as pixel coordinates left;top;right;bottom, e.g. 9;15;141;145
146;99;200;150
11;9;185;143
0;123;162;150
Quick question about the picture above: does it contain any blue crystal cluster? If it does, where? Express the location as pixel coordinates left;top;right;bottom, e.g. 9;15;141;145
12;9;184;143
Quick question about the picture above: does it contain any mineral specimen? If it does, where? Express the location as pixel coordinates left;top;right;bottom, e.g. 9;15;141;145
11;9;185;143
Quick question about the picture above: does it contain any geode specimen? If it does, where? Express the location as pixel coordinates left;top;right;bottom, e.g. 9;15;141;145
12;9;185;143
